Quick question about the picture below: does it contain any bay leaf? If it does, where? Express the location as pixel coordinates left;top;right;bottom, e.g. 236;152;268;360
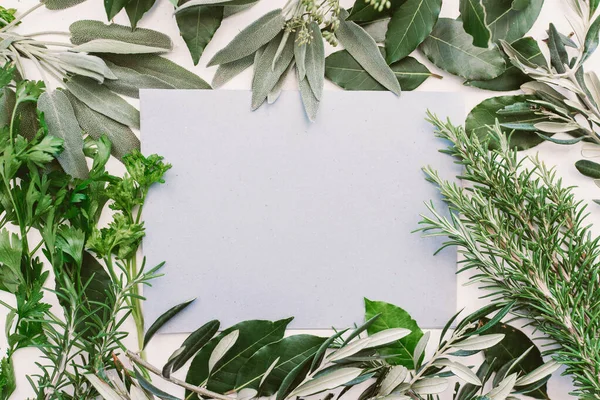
482;0;544;43
176;1;224;65
126;0;158;29
385;0;442;64
420;18;505;80
459;0;491;48
105;0;129;20
347;0;408;22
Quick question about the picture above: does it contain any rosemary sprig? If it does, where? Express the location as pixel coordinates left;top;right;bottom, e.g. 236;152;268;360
420;113;600;398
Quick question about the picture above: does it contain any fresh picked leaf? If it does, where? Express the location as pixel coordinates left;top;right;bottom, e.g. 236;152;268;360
185;318;292;397
347;0;408;22
126;0;158;29
251;33;294;110
466;95;549;150
298;70;320;122
208;330;240;374
482;0;544;43
465;37;545;91
72;40;170;54
515;361;560;386
337;9;401;95
67;92;140;161
289;368;363;398
37;90;89;179
212;54;255;88
105;0;129;20
378;365;408;396
42;0;87;10
326;48;435;91
207;9;286;66
70;20;172;51
65;76;140;128
176;1;224;65
143;298;195;348
420;18;505;80
100;54;211;89
162;319;220;378
576;159;600;179
482;320;550;398
175;0;257;13
364;298;422;368
57;52;116;83
304;22;325;101
411;377;448;395
235;334;326;395
103;61;175;98
459;0;491;48
385;0;441;64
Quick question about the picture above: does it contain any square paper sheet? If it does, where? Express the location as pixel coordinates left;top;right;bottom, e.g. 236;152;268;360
141;90;463;332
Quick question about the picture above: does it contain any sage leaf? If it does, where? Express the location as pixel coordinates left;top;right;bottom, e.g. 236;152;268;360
43;0;87;10
289;368;363;398
65;76;140;128
576;159;600;179
515;361;560;386
482;0;544;43
70;20;172;50
466;95;549;150
126;0;157;29
347;0;407;22
459;0;491;48
67;92;139;161
105;0;129;20
268;61;294;104
208;9;285;66
251;33;294;110
176;0;257;12
235;334;326;395
209;330;240;374
420;18;505;80
103;61;175;98
465;37;544;91
294;30;307;80
186;318;292;397
364;299;423;369
58;52;117;83
411;377;448;395
163;319;220;378
212;54;255;88
362;18;390;43
453;334;505;351
37;90;89;179
385;0;441;64
304;23;325;100
73;39;170;54
143;298;195;348
378;366;408;396
223;2;257;17
482;320;550;398
176;1;224;65
101;54;211;89
326;49;434;91
337;10;401;95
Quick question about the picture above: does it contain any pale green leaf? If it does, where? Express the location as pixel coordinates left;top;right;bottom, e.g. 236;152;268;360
251;33;294;110
43;0;87;10
103;61;175;98
70;20;172;50
304;23;324;100
73;39;169;54
209;330;239;374
453;334;505;351
411;377;448;395
212;54;255;88
515;361;560;386
378;366;408;396
290;368;363;398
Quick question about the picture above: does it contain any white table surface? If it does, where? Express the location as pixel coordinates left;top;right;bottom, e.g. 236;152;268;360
2;0;598;397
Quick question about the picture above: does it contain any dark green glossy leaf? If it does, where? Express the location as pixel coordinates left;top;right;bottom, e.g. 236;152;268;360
276;355;313;400
420;18;505;80
235;335;326;395
364;298;422;369
347;0;407;22
134;369;180;400
575;159;600;179
143;298;195;349
165;319;220;377
185;319;292;397
584;15;600;60
385;0;441;64
326;49;435;91
482;320;548;399
466;95;548;150
459;0;491;47
548;23;568;74
100;54;211;89
465;37;545;91
176;1;223;65
105;0;130;20
482;0;544;43
126;0;157;29
310;329;348;373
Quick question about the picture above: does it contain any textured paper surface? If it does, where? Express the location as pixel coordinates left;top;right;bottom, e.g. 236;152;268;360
141;90;463;332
